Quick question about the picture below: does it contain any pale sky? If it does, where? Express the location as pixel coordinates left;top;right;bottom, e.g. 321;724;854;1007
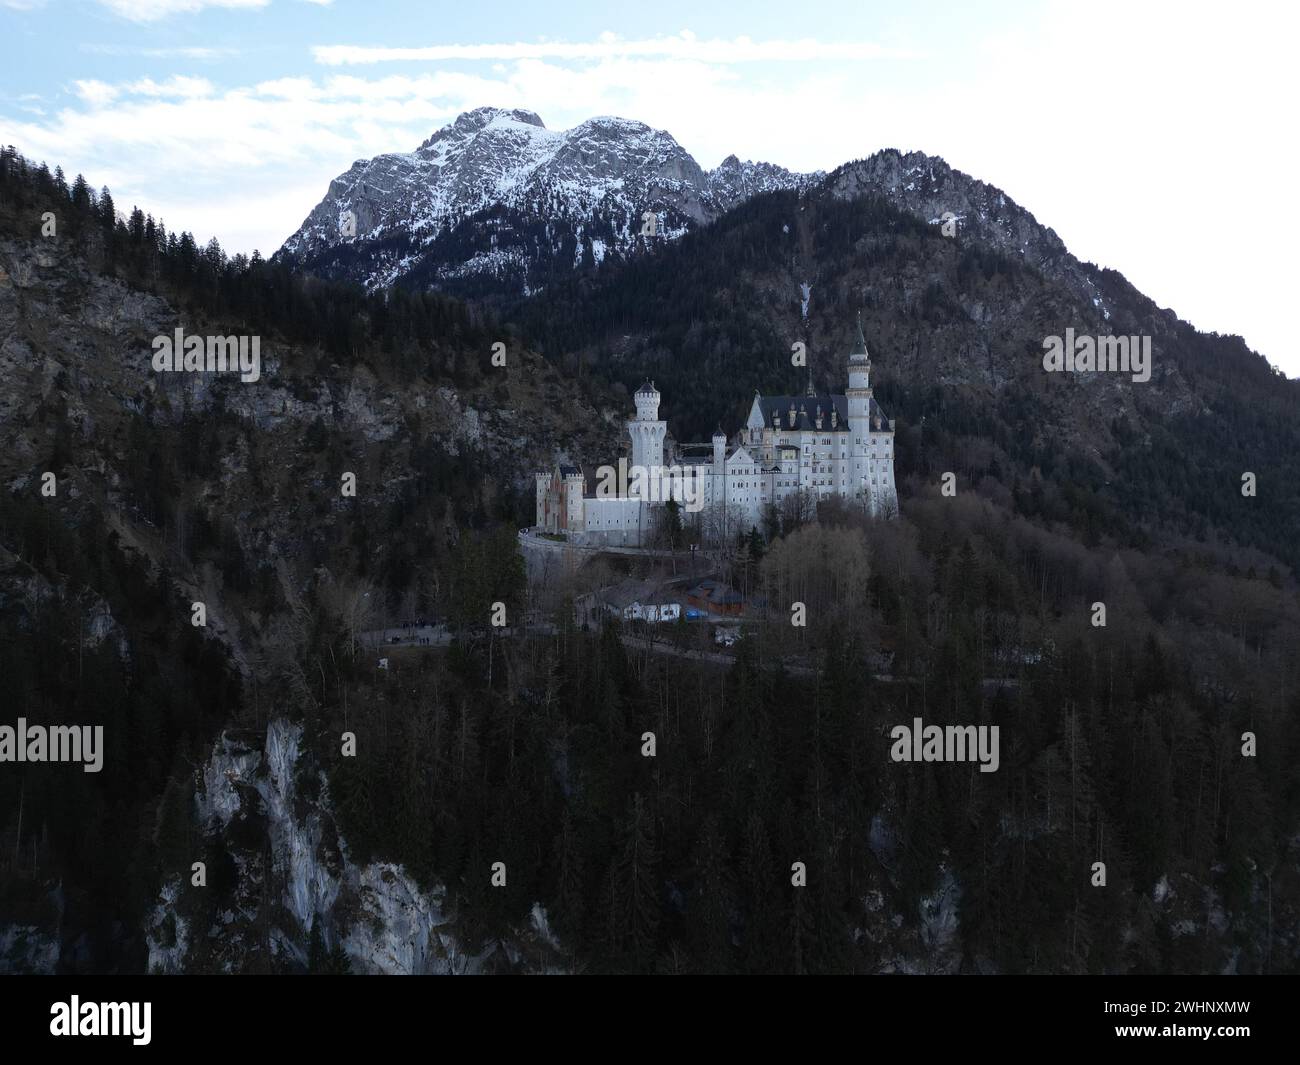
2;0;1296;374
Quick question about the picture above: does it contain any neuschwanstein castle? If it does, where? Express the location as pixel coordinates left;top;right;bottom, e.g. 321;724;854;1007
535;317;898;546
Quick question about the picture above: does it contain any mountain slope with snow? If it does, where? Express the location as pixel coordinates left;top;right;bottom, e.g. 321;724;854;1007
276;107;819;296
279;107;1183;336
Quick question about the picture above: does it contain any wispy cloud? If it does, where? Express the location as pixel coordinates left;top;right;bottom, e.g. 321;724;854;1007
72;80;120;107
80;43;242;59
73;75;216;106
96;0;269;22
313;32;924;67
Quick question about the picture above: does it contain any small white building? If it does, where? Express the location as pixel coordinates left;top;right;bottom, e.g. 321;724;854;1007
593;579;681;623
632;601;681;623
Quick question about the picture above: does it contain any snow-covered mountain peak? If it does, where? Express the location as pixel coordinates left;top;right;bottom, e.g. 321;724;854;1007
276;108;815;293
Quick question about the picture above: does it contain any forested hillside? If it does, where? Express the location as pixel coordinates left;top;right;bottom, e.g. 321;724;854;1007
1;147;1297;974
329;496;1300;973
0;148;596;971
509;186;1300;576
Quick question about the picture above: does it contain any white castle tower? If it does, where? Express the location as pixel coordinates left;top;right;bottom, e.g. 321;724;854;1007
534;316;897;546
628;380;666;497
846;312;872;422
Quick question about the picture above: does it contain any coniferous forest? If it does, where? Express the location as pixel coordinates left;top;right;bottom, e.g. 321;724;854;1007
1;141;1298;979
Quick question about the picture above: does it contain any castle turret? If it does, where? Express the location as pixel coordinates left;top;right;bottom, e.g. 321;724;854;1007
535;472;549;529
846;312;873;429
628;381;667;496
563;467;584;529
633;380;661;422
712;426;726;475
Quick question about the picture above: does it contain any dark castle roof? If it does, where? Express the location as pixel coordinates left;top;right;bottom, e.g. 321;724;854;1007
755;393;892;433
849;312;869;359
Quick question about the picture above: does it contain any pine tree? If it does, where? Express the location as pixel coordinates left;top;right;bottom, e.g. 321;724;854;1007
661;498;683;550
154;776;192;873
606;793;659;971
307;921;327;973
99;186;116;231
788;881;814;975
553;811;586;946
687;813;735;973
741;812;781;972
70;173;92;215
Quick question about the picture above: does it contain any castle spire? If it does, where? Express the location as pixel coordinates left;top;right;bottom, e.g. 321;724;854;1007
849;312;869;362
847;312;872;400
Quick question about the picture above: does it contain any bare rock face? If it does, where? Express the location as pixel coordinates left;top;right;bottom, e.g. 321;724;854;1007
146;719;568;975
825;149;1123;322
277;107;818;296
275;107;1137;319
707;153;818;214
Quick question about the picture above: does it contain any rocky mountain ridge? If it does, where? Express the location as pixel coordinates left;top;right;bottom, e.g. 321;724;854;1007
277;107;1156;333
276;106;820;295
